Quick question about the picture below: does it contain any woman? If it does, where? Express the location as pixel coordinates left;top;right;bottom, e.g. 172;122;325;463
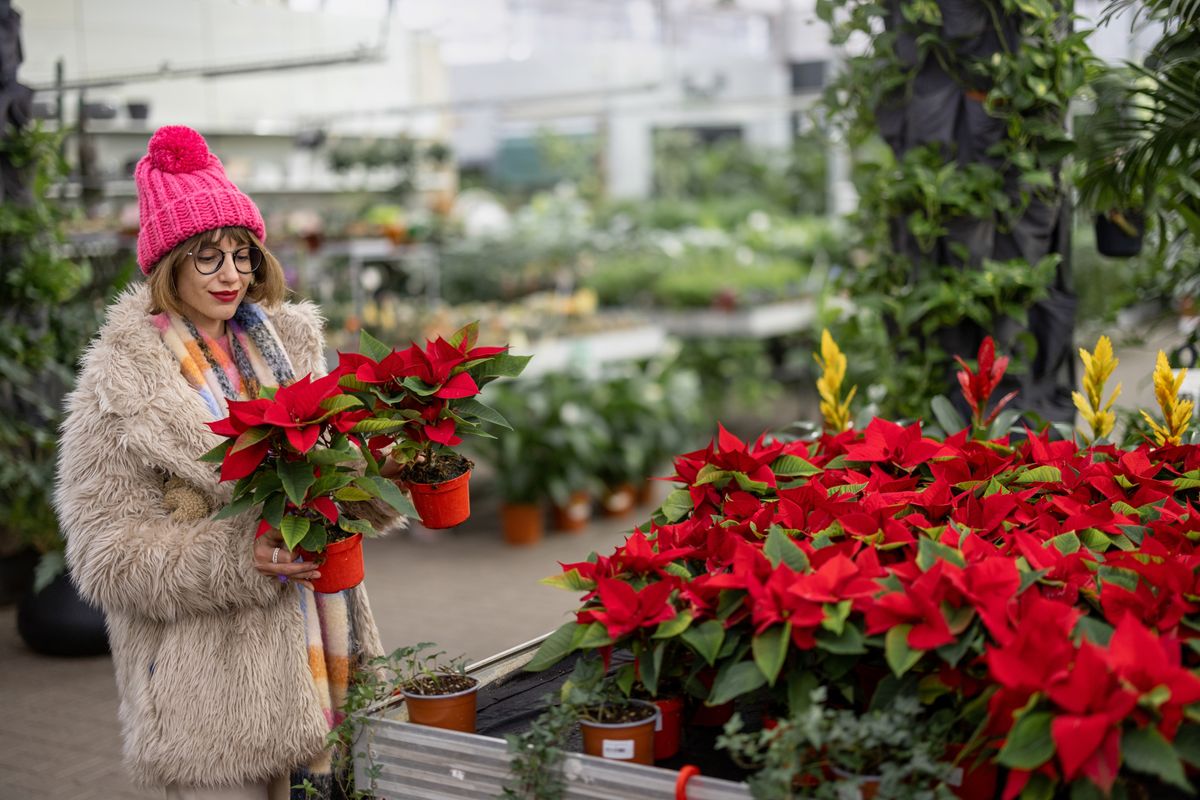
55;125;401;800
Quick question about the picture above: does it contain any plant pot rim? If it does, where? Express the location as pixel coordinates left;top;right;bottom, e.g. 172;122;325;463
401;674;480;700
578;698;660;729
406;468;472;491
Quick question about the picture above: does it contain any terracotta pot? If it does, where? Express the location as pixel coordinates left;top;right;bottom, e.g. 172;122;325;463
308;533;364;594
579;700;658;766
635;478;657;507
944;743;999;800
552;491;591;532
651;696;684;761
601;484;637;518
501;503;543;546
407;470;472;529
402;676;479;733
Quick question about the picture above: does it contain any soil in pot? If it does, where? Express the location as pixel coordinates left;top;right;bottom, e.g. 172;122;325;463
401;673;480;733
578;700;658;765
402;451;473;485
403;453;474;529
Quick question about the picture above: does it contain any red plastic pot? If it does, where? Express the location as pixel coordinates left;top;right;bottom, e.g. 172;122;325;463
308;533;364;594
944;743;999;800
652;696;683;761
689;668;734;727
407;470;472;529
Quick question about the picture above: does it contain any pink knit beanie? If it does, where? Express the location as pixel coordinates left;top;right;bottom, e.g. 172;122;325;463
134;125;266;274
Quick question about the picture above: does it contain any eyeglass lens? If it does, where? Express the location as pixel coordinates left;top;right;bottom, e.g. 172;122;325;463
194;247;263;274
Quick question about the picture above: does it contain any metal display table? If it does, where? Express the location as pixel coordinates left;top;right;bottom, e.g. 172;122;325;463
353;635;752;799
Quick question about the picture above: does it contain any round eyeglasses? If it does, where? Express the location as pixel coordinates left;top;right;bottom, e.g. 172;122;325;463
188;246;263;275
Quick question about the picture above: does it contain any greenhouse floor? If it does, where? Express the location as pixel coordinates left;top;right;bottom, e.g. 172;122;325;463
0;317;1187;800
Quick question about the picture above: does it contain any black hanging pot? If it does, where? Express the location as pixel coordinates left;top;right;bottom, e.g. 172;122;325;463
17;571;109;657
1095;210;1144;258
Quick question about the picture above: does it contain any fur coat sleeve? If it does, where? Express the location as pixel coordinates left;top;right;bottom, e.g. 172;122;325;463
56;286;337;623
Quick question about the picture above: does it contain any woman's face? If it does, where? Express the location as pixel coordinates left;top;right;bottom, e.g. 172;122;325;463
175;233;254;339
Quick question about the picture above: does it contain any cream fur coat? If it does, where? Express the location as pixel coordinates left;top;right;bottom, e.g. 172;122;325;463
56;284;389;788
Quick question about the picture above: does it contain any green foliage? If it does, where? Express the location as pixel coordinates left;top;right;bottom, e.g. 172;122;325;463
652;129;829;217
1075;0;1200;305
816;0;1092;419
0;124;113;557
717;687;958;799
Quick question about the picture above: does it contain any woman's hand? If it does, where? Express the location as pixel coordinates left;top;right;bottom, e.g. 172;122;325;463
253;529;321;591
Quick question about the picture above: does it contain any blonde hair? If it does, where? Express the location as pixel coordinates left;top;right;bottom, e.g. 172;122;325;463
146;227;287;317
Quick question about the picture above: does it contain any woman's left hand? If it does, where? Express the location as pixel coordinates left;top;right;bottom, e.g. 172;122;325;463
253;528;321;590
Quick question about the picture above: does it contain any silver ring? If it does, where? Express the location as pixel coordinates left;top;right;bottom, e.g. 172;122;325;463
271;546;280;564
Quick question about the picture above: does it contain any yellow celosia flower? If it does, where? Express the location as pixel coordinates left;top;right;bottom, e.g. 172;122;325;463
813;329;857;432
1139;351;1193;446
1072;335;1122;443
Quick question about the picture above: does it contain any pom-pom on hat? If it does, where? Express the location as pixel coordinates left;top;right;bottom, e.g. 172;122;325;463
134;125;266;274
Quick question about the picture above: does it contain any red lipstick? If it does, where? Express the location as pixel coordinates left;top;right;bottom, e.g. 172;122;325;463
210;290;239;303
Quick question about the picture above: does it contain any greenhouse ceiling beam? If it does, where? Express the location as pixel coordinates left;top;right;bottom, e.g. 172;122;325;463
27;45;386;92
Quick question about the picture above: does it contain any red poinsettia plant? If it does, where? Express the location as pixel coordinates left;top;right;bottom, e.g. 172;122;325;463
337;323;529;486
201;371;415;552
202;321;528;547
531;341;1200;797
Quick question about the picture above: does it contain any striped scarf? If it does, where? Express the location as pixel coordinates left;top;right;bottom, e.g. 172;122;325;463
153;302;356;799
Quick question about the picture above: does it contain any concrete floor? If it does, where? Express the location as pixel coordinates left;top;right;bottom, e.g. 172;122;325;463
0;496;639;800
0;316;1190;800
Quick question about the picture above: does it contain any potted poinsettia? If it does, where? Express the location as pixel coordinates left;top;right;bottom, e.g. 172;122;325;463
524;331;1200;793
338;323;529;529
202;372;416;593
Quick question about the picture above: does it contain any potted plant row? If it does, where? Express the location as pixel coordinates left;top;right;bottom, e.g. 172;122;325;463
202;322;527;591
477;363;705;545
522;332;1200;797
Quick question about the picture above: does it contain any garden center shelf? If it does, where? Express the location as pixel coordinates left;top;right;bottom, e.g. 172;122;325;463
514;325;670;379
353;635;751;799
659;298;816;339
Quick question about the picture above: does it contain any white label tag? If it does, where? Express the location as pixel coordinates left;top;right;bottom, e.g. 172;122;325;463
655;714;663;732
946;767;963;787
602;739;635;759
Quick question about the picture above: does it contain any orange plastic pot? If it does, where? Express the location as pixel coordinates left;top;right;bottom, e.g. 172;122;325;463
552;491;591;532
408;470;472;529
651;696;683;761
579;700;658;766
307;533;364;594
501;503;543;546
402;677;479;733
601;484;636;518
